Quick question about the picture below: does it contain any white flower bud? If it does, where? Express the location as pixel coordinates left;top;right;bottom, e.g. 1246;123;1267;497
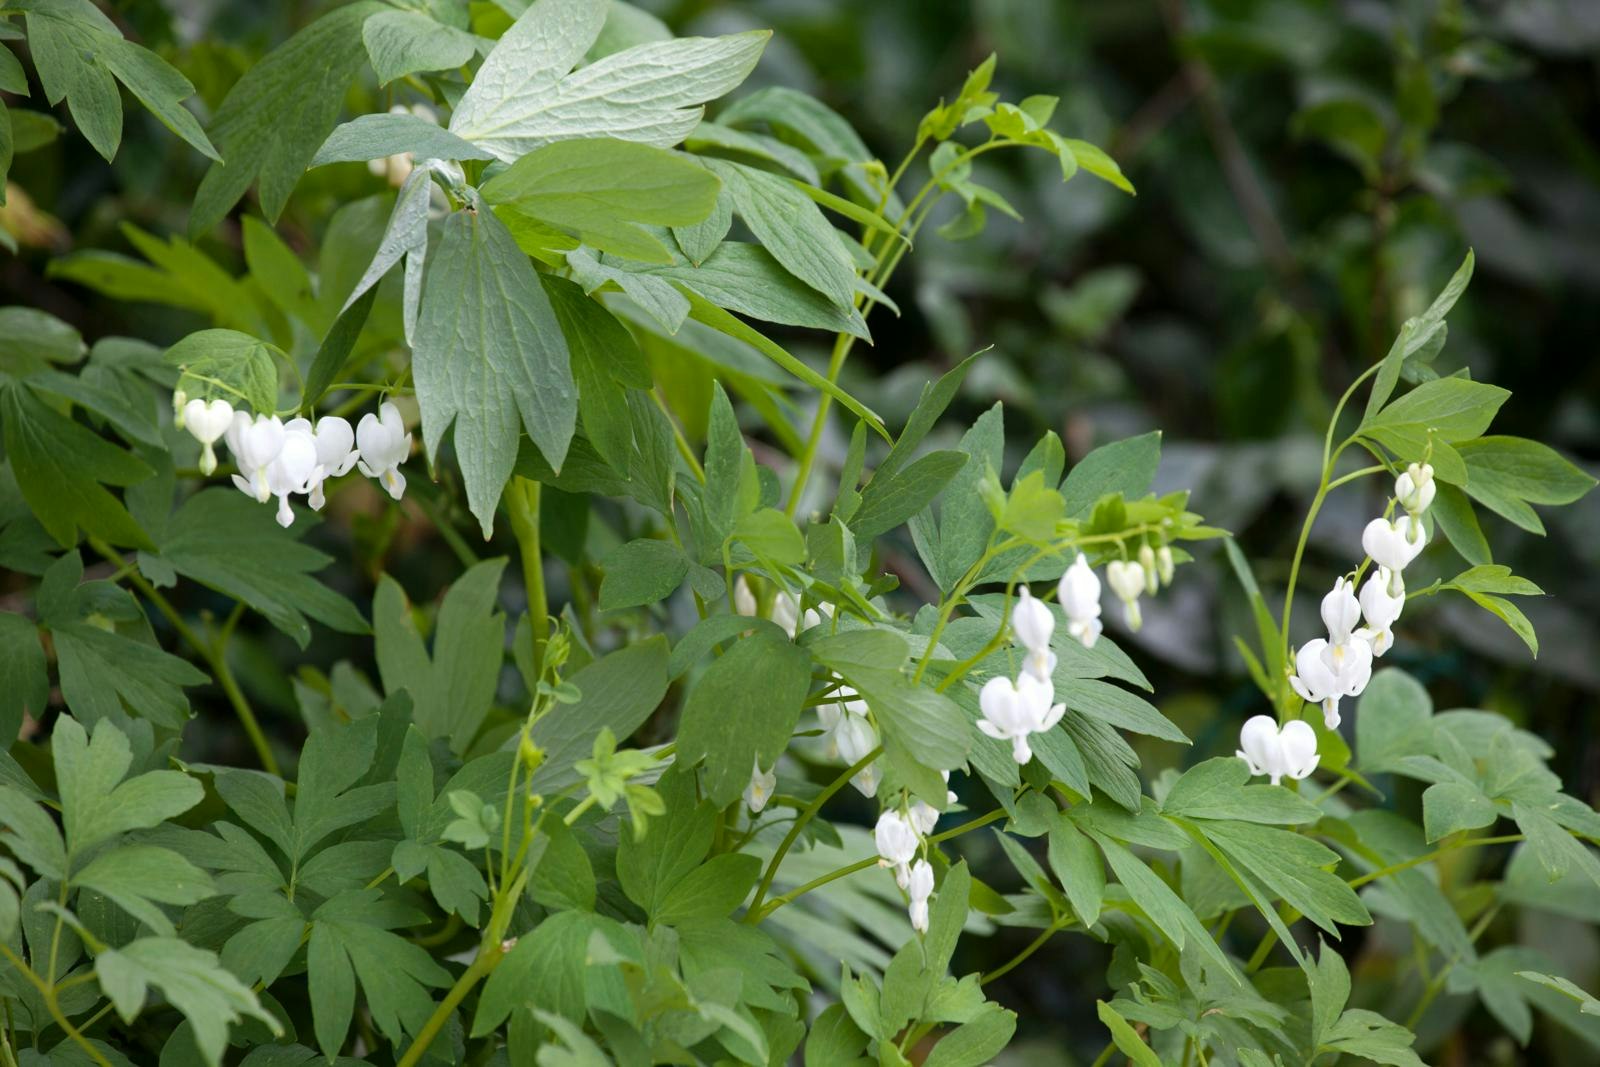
1105;560;1145;630
1138;543;1159;595
1156;545;1175;585
1394;462;1435;515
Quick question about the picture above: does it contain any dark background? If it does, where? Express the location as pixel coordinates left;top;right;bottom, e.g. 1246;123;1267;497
4;1;1599;1062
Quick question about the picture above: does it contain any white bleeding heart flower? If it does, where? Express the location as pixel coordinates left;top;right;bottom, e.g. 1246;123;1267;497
356;402;412;501
852;761;881;799
182;398;234;475
744;759;776;813
909;799;940;837
1105;559;1146;631
1395;462;1436;515
732;575;758;618
1057;555;1105;648
1236;716;1320;785
832;710;878;767
265;424;318;528
977;672;1065;766
875;810;920;889
907;858;935;933
1356;568;1405;657
1320;576;1361;645
770;590;826;638
1362;515;1426;574
1012;587;1056;681
305;416;359;510
229;415;286;504
1289;635;1373;729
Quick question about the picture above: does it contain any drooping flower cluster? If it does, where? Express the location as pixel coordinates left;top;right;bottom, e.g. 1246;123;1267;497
1288;462;1433;730
1245;463;1436;784
977;586;1066;765
177;396;412;527
874;809;936;933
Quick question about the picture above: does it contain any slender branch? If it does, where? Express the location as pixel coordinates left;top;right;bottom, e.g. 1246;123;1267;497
746;747;882;919
0;945;111;1067
506;477;547;680
394;944;504;1067
981;918;1066;985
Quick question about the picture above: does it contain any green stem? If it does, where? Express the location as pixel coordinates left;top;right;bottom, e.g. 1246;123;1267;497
0;945;111;1067
752;807;1007;922
981;918;1066;985
652;389;706;484
746;747;882;919
393;944;504;1067
506;477;547;680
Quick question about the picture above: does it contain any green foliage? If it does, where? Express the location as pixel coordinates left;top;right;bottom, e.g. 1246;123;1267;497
0;1;1596;1064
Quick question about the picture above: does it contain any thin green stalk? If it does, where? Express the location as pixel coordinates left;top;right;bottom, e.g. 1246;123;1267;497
393;944;504;1067
981;918;1067;985
409;487;479;570
506;476;547;679
652;388;706;484
0;945;111;1067
753;807;1008;922
747;747;882;918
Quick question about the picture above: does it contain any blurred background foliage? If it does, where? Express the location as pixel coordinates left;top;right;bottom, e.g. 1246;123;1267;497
4;0;1599;1062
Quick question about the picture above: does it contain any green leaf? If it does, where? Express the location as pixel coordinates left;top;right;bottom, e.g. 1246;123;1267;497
677;631;811;806
1322;1008;1425;1066
53;715;203;856
1089;831;1238;981
96;937;278;1066
311;111;494;167
475;912;617;1032
528;817;596;913
1431;482;1492;565
922;1003;1017;1067
1422;781;1497;842
148;488;369;649
1513;801;1600;891
805;1003;870;1067
481;138;720;263
1455;435;1598;534
163;329;281;414
636;242;870;338
302;285;377;409
1095;1000;1162;1067
362;9;478;86
910;403;1002;592
72;844;214;937
872;353;981;488
448;0;767;163
1366;250;1474;419
1;382;153;548
1355;667;1435;774
1292;98;1385;180
599;538;689;610
0;783;67;878
656;852;762;925
615;768;713;916
308;894;452;1055
1359;376;1509;471
1046;816;1105;925
704;158;858;311
1060;431;1161;517
851;450;970;542
0;613;48;745
413;202;576;535
51;620;206;729
732;507;807;566
542;274;644;472
291;717;392;861
1161;758;1320;824
1203;821;1371;934
374;561;506;753
1308;940;1351;1049
191;2;386;232
22;1;218;163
